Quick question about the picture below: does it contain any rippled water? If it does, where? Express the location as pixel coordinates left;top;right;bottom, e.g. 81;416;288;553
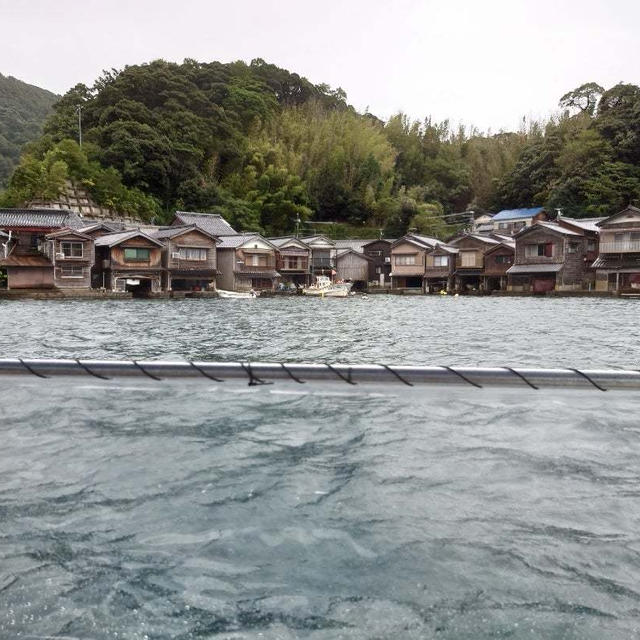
0;295;639;366
2;297;640;639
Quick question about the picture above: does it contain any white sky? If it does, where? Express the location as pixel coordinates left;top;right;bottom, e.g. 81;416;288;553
1;0;639;132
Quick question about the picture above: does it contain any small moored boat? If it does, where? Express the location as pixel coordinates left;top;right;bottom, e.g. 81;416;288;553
302;276;353;298
217;289;259;299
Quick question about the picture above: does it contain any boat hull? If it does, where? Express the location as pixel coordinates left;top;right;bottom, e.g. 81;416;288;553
217;289;258;299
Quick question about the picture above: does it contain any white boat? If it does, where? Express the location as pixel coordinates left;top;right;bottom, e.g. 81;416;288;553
302;276;353;298
217;289;259;299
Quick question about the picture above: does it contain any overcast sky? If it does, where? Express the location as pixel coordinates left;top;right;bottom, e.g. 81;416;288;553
2;0;639;132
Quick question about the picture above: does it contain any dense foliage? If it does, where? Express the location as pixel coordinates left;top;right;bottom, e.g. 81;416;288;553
0;73;58;187
2;60;640;234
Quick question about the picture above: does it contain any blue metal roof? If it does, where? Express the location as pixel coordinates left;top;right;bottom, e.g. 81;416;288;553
492;207;544;221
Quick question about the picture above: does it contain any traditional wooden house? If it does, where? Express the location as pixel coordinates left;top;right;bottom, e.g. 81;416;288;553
301;235;336;278
270;237;311;287
592;206;640;293
335;249;372;290
171;211;238;236
0;208;84;289
93;230;164;294
216;234;280;291
448;233;500;292
507;222;589;292
492;207;548;236
390;234;438;289
42;229;94;290
482;239;515;291
152;225;219;291
362;239;393;286
424;244;458;293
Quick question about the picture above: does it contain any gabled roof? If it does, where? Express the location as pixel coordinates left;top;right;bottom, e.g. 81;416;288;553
334;239;375;253
217;233;277;250
596;205;640;227
448;233;499;247
78;221;124;234
392;233;439;250
490;233;515;243
45;228;92;241
94;230;164;248
0;208;84;230
515;221;581;239
269;237;310;250
362;239;393;248
493;207;544;221
429;244;459;254
301;234;335;247
151;224;220;243
484;240;516;255
558;217;605;233
172;211;237;236
336;248;373;261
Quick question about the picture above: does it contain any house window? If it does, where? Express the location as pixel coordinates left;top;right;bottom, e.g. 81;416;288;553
124;248;151;262
498;223;508;229
60;265;84;278
514;221;526;229
433;255;449;267
567;242;580;254
61;241;83;258
460;252;476;267
395;255;416;265
367;250;383;257
284;257;304;269
525;243;553;258
375;266;382;274
247;254;267;267
494;255;512;264
587;239;596;252
178;247;207;261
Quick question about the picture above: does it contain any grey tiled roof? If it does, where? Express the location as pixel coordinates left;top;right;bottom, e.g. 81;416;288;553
507;263;563;274
0;208;84;230
94;230;164;247
334;239;376;253
217;235;259;249
173;211;237;236
151;225;219;241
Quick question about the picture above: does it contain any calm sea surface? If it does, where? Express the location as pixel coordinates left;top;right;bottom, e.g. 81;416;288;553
2;296;640;639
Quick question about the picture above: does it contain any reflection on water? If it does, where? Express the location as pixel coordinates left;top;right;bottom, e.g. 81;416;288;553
1;297;640;638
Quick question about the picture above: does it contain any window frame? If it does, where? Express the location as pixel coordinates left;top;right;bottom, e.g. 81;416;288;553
60;241;84;258
124;247;152;262
60;264;84;278
178;246;207;261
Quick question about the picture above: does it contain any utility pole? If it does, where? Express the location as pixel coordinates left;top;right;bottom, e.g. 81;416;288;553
294;214;301;238
75;105;83;147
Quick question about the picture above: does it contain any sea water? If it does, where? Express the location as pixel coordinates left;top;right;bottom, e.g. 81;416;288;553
1;296;640;639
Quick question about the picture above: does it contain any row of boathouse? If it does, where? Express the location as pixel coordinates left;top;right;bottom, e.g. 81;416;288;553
1;206;640;296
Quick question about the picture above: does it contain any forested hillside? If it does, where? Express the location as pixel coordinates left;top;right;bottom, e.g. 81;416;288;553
0;73;58;186
1;59;639;237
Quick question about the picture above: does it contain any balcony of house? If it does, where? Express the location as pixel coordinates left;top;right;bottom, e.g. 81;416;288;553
455;252;483;269
278;262;309;272
167;247;215;270
599;241;640;253
235;259;277;273
310;257;334;270
390;254;423;276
